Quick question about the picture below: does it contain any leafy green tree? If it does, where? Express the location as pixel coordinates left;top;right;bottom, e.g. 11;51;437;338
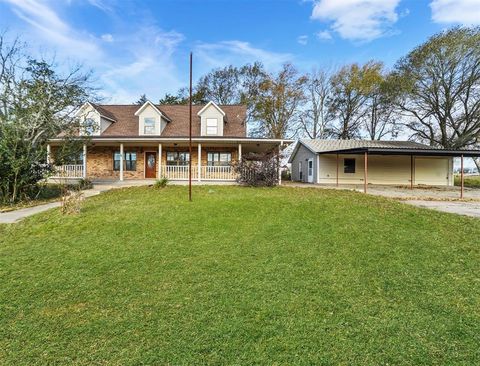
158;93;185;105
392;27;480;170
0;34;94;203
135;94;148;105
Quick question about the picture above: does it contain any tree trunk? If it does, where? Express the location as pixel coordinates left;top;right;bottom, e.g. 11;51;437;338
474;157;480;174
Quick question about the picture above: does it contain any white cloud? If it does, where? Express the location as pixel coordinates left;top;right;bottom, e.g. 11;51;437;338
297;35;308;45
100;27;185;103
430;0;480;25
194;40;293;71
4;0;100;58
101;33;114;42
316;30;332;40
311;0;401;42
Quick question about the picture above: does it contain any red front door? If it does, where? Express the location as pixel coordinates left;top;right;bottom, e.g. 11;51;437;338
145;152;157;178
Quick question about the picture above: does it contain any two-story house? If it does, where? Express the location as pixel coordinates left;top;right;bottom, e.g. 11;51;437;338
47;101;289;182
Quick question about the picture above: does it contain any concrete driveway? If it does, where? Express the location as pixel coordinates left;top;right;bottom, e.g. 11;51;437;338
285;182;480;218
403;200;480;218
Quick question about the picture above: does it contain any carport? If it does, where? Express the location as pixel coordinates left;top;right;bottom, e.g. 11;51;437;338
289;140;480;198
326;146;480;198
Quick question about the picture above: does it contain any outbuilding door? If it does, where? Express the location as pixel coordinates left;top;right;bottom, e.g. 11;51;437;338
307;159;314;183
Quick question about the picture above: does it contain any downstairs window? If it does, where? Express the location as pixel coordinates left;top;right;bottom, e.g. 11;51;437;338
113;151;137;171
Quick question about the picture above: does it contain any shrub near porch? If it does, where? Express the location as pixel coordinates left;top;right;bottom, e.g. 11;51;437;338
0;186;479;365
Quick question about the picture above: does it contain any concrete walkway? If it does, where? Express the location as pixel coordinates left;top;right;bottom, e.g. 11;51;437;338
0;188;105;224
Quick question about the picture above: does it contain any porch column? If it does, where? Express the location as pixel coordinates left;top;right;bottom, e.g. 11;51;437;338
410;155;414;189
119;143;124;181
82;144;87;179
158;143;162;178
316;154;320;184
46;144;51;165
278;140;283;185
364;152;368;193
197;143;201;182
238;143;242;162
460;154;464;199
336;153;339;187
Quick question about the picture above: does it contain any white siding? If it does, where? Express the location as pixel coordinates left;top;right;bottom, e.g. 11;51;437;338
199;104;224;136
138;104;162;136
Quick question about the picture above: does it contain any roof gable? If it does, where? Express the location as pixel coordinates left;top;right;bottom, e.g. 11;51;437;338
197;101;226;117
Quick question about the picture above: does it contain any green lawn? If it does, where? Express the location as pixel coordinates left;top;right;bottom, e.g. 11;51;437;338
1;186;479;365
455;174;480;188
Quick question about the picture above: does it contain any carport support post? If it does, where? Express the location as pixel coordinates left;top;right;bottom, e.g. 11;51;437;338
460;154;464;199
119;143;124;181
278;140;283;185
336;153;339;187
410;155;414;190
364;151;368;193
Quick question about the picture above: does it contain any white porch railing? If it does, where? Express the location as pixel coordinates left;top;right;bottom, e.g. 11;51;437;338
201;166;236;180
52;164;84;178
160;165;236;181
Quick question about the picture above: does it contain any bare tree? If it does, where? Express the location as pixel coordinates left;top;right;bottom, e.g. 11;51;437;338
297;68;333;139
363;68;399;140
393;27;480;170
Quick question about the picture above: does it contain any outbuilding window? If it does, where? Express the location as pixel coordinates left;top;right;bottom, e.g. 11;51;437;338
344;158;355;173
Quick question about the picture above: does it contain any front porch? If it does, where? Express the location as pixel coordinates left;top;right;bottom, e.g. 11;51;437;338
48;138;286;183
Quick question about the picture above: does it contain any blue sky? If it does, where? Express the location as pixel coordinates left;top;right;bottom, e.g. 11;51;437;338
0;0;479;104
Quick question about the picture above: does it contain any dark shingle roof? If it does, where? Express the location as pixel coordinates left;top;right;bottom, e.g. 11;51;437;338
93;104;246;137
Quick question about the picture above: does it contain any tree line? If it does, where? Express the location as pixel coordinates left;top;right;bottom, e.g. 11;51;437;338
144;27;480;170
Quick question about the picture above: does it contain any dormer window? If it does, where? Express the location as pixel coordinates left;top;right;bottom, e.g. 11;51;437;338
206;118;218;135
144;118;155;134
84;118;96;135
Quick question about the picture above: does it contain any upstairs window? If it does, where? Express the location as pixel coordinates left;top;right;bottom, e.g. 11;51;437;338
85;118;96;135
166;151;190;166
144;117;155;134
207;152;231;166
206;118;218;135
344;158;356;174
113;151;137;171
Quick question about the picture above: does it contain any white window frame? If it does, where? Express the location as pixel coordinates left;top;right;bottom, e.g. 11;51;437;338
206;118;218;135
144;117;156;135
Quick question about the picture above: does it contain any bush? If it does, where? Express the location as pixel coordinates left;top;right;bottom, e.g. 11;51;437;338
60;190;84;215
154;177;169;189
232;151;280;187
75;179;93;190
281;169;291;181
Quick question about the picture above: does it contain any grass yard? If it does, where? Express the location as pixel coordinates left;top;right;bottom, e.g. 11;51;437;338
1;186;479;365
455;174;480;188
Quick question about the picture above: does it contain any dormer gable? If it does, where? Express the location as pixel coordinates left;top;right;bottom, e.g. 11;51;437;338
197;101;226;137
76;102;116;136
135;100;170;136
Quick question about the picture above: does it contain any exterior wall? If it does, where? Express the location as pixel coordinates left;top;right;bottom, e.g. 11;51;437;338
77;104;112;136
85;145;238;180
290;144;317;183
199;104;224;136
86;146;145;180
138;104;162;136
317;154;452;186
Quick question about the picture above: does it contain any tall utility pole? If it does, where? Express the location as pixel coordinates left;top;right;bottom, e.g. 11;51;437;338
188;52;193;202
